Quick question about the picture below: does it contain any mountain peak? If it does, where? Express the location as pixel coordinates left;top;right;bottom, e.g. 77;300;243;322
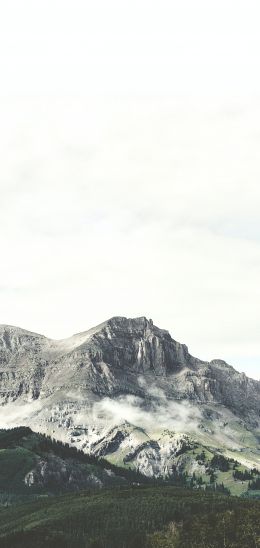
0;316;259;420
106;315;152;327
0;317;259;486
101;316;171;339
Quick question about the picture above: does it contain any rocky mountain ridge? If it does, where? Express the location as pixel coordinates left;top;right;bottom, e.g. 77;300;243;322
0;316;259;486
0;316;259;412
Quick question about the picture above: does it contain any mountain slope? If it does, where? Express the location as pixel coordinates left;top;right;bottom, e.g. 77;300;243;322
0;426;146;498
0;317;259;487
0;317;259;413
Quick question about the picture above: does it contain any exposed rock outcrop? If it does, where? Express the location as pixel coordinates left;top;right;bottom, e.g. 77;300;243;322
0;317;259;478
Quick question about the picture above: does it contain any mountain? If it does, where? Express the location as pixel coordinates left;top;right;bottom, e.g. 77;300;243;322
0;316;259;493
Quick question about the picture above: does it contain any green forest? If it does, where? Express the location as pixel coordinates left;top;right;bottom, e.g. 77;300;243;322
0;428;260;547
0;486;260;547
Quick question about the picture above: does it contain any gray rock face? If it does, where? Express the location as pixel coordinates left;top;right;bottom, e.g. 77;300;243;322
0;317;259;479
0;317;258;415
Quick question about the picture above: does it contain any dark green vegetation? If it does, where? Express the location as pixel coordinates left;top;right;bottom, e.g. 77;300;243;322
0;427;146;497
0;486;260;547
0;428;260;546
0;427;236;498
186;446;260;496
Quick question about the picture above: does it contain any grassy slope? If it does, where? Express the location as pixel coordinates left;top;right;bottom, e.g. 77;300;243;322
0;426;258;497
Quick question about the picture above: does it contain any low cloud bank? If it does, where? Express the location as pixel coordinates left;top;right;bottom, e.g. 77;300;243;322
87;377;202;433
0;377;202;435
0;399;42;429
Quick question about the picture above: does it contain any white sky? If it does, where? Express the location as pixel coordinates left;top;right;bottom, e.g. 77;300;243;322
0;1;260;379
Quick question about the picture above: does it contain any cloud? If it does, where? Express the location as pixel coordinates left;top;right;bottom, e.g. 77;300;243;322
0;97;260;379
88;379;202;434
0;400;42;429
1;1;260;96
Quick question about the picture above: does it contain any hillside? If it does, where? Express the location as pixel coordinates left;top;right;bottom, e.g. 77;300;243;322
0;427;145;500
0;317;259;486
0;486;260;547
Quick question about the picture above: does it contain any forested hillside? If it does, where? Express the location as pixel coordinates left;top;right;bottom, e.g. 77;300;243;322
0;427;260;546
0;486;260;547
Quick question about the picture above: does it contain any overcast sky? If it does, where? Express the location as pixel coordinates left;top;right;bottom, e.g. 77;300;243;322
1;1;260;379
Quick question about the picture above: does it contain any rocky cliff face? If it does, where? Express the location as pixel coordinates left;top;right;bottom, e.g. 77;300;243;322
0;317;259;480
0;317;259;413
